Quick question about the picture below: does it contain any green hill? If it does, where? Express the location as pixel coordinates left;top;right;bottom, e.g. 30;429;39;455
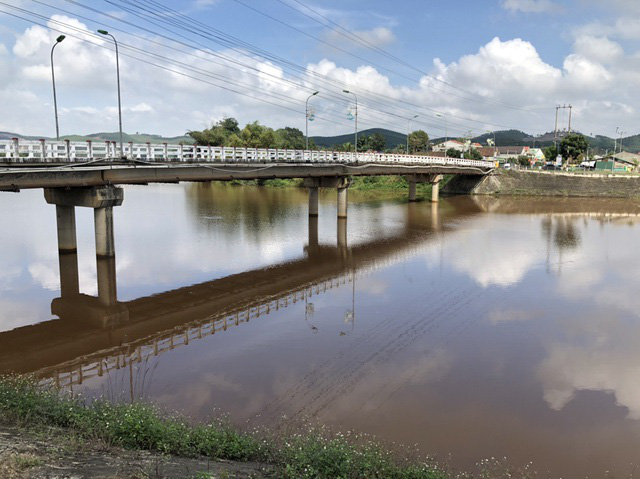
311;128;406;148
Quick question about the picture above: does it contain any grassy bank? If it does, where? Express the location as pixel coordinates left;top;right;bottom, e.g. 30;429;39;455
224;175;450;196
0;375;448;479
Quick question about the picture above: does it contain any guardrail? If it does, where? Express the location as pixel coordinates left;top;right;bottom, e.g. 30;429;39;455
0;138;493;169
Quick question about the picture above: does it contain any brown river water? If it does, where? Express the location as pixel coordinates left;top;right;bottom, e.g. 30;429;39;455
2;183;640;477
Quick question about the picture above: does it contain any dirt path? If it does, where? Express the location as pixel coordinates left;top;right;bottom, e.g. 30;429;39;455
0;425;271;479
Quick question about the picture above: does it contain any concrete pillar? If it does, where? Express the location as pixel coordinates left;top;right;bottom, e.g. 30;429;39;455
58;252;79;298
431;175;443;203
87;140;93;158
94;206;115;258
337;187;348;219
65;139;70;160
308;187;319;217
39;139;46;160
337;218;347;250
163;142;168;160
55;205;77;254
12;137;18;160
431;202;441;231
308;215;319;250
408;181;417;202
97;256;117;306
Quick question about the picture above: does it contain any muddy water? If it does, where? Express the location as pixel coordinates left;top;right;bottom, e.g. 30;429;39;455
2;183;640;477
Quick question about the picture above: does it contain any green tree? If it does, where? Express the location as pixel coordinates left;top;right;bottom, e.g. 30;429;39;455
188;117;240;146
446;147;461;158
408;130;429;153
464;148;483;161
275;127;307;149
560;133;588;163
239;121;275;148
369;133;386;152
219;117;240;136
543;145;558;162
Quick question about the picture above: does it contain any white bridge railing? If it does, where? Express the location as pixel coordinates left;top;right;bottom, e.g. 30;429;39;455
0;138;493;169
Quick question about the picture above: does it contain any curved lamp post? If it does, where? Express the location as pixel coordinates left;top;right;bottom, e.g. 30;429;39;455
51;35;66;140
343;90;358;152
407;114;418;154
97;29;123;159
305;91;319;150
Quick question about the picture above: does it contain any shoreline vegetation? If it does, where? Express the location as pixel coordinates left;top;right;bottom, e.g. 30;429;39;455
223;175;449;198
0;375;452;479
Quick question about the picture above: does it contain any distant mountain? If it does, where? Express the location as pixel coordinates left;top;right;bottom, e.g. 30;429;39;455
0;131;192;144
311;128;406;148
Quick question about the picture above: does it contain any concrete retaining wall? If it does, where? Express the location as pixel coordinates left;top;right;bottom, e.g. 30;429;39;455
443;170;640;198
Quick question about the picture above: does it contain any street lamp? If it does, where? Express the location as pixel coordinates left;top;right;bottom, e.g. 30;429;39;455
343;90;358;152
435;113;448;145
51;35;65;140
98;29;124;159
305;91;319;150
407;115;418;154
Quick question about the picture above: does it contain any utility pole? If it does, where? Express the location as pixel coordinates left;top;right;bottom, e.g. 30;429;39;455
554;104;572;154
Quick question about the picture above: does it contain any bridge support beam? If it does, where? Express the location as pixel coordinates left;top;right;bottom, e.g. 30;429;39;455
94;206;116;258
97;256;118;306
45;185;124;304
431;175;443;203
308;187;319;217
408;181;417;202
58;252;79;298
55;205;77;254
308;215;319;251
337;218;347;251
303;177;350;219
337;187;348;219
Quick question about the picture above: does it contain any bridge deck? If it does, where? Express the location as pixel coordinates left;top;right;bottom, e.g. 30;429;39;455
0;141;493;190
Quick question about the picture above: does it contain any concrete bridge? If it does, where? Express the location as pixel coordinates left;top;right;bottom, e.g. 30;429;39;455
0;199;482;388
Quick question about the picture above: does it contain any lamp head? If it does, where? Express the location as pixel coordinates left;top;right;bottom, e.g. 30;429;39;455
56;35;66;43
343;89;350;93
413;115;418;119
312;91;319;96
97;29;109;35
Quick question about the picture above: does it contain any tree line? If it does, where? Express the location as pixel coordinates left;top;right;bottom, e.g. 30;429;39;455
188;117;430;153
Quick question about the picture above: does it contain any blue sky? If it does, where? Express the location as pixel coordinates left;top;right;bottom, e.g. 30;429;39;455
0;0;639;141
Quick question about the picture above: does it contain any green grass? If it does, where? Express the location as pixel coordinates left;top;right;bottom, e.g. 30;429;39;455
0;375;449;479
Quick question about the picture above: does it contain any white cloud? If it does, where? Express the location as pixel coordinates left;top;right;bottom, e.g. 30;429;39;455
325;26;396;49
502;0;562;13
193;0;220;10
572;36;623;64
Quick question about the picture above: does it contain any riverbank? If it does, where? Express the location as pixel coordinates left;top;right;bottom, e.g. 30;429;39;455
225;175;446;197
443;169;640;198
0;376;450;479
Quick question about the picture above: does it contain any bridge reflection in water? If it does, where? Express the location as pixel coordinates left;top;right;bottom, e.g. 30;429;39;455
0;199;449;389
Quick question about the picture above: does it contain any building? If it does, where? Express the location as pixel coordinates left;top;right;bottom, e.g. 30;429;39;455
432;140;465;152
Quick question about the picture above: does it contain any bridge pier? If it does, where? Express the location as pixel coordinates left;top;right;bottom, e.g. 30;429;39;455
431;175;443;203
308;215;319;251
59;252;79;298
45;186;124;302
308;187;319;217
408;181;417;202
303;177;351;219
337;187;348;219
